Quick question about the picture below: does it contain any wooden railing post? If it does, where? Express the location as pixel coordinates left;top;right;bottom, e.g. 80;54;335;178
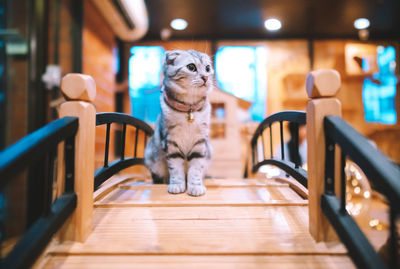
58;73;96;242
306;69;342;242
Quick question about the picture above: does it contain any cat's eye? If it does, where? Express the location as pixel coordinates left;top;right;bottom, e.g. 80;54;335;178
205;65;210;72
187;63;197;72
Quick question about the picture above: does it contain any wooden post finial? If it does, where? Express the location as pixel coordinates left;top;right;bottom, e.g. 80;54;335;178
306;69;341;98
61;73;96;102
58;74;96;242
306;69;342;242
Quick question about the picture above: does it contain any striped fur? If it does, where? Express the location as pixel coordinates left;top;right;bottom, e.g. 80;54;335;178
144;50;214;196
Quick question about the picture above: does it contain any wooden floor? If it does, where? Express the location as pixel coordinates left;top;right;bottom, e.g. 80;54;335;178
38;177;355;268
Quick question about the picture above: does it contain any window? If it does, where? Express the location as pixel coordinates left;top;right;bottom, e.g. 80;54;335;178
215;46;267;121
363;46;397;124
129;46;165;123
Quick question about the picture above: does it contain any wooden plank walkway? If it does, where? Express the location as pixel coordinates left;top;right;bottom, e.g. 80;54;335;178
39;177;355;268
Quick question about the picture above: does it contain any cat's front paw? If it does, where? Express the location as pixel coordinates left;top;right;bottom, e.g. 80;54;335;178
187;184;206;196
168;183;186;194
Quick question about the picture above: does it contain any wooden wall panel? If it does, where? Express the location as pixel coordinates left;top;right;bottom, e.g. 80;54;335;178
313;40;400;163
83;0;117;167
47;0;73;74
83;0;116;112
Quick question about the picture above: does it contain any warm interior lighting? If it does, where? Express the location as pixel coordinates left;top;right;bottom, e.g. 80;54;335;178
264;18;281;31
354;18;370;30
363;191;371;199
354;186;361;194
369;219;386;230
170;18;188;30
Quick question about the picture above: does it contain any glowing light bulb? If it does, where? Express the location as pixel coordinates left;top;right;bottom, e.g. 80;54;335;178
170;19;188;30
363;191;371;199
264;18;282;31
369;219;379;227
354;186;361;194
354;18;370;30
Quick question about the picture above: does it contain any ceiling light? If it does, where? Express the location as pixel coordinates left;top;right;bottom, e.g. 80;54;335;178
170;18;188;30
354;18;370;30
264;18;281;31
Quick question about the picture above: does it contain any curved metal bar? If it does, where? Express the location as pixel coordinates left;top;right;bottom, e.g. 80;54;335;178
253;158;308;188
96;112;154;136
249;111;307;188
251;111;306;147
94;112;154;189
94;157;146;190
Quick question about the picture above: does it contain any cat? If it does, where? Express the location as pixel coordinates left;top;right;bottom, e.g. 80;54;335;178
144;49;213;196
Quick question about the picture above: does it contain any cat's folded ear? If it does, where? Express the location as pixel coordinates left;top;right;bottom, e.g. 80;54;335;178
165;50;182;65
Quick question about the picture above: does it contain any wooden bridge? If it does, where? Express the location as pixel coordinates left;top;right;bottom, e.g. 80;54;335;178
1;70;398;269
38;176;353;268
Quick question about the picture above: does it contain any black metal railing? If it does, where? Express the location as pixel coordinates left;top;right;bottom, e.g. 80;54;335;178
0;117;78;269
322;115;400;269
248;111;307;188
95;112;153;190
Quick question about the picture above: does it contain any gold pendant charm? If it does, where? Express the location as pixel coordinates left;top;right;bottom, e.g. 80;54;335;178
187;110;194;122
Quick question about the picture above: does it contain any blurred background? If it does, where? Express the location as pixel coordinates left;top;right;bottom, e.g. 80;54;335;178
2;0;400;176
2;0;399;174
1;0;400;252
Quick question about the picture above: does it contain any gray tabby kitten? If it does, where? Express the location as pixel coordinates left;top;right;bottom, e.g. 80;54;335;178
144;49;213;196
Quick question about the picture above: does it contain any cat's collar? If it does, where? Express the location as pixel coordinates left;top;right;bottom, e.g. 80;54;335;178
162;90;206;114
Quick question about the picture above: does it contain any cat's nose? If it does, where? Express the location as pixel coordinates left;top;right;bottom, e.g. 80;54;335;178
201;76;208;83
